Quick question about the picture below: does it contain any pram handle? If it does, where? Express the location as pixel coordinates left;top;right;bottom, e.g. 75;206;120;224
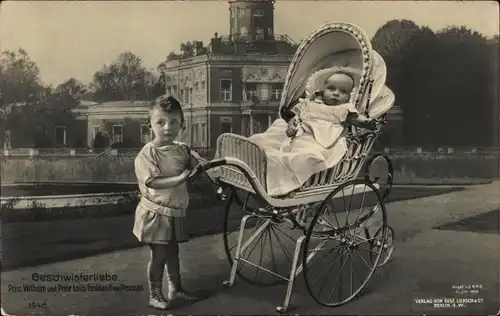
187;158;227;181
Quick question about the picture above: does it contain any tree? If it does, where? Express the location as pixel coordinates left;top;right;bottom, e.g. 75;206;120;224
54;78;87;100
0;48;45;106
372;20;435;145
151;62;167;97
429;26;493;146
371;20;422;63
371;20;496;147
89;52;158;101
180;42;195;58
92;131;110;150
0;49;82;148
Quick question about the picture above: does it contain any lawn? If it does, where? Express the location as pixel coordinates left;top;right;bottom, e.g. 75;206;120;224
1;185;465;271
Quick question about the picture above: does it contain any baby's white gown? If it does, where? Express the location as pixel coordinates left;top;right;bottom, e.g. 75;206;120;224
248;99;357;196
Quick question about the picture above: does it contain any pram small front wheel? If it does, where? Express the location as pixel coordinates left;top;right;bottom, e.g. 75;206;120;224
302;179;387;307
370;225;395;267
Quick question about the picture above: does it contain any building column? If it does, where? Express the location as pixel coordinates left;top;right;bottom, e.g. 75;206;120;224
206;107;211;148
242;81;247;101
189;111;194;146
241;115;249;136
249;113;254;135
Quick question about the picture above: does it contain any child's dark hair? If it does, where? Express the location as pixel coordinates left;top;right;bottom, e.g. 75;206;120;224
148;95;185;125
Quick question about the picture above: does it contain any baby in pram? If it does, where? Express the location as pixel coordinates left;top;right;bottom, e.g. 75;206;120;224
282;67;376;152
247;66;378;196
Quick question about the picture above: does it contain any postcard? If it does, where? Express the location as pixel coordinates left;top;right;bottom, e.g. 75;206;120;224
1;1;498;315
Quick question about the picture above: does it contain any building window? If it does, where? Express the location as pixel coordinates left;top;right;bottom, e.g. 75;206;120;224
93;126;100;140
140;124;150;144
253;118;263;134
112;125;123;143
271;83;284;101
54;126;66;146
240;26;248;36
245;83;258;101
256;27;264;40
220;79;232;101
220;117;232;134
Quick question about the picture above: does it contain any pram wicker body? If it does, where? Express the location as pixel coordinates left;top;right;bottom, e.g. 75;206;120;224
191;21;396;313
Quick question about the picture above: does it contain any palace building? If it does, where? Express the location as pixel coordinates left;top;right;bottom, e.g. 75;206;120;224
162;0;297;148
73;0;402;149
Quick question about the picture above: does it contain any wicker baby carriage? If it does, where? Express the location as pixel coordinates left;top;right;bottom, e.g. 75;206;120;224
189;21;396;313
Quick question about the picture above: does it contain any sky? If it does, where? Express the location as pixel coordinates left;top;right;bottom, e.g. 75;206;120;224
1;0;498;87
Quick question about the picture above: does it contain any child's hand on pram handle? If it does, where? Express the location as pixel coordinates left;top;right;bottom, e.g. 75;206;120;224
187;158;227;182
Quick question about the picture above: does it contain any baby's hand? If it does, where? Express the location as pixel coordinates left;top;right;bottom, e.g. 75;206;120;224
285;118;298;137
350;114;377;130
286;125;298;138
365;118;377;130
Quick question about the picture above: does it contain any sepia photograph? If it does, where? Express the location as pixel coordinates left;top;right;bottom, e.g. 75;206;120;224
0;0;499;315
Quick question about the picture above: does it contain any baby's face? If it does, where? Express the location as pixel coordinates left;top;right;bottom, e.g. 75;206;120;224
322;73;354;105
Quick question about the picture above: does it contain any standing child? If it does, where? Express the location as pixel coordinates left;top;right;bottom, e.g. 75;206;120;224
133;95;199;310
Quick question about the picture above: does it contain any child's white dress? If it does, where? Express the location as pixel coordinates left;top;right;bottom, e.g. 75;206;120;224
248;99;357;196
283;98;358;150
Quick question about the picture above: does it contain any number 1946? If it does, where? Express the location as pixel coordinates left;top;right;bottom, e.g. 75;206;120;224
28;301;48;309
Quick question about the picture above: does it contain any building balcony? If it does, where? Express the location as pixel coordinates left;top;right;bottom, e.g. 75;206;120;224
220;33;296;45
241;99;280;109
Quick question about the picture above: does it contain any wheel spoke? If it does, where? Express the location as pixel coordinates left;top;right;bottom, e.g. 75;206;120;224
350;184;368;237
267;225;278;277
327;250;349;302
354;248;374;270
348;250;365;284
316;247;347;300
270;226;294;264
311;246;345;285
344;184;356;230
325;200;341;230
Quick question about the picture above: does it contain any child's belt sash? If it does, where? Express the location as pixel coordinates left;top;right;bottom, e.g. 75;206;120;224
139;196;186;217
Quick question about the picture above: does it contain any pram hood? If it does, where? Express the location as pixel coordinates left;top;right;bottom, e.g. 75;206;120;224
279;21;395;119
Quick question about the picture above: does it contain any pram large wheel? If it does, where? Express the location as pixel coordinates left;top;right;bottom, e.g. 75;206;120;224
302;179;387;307
223;187;299;286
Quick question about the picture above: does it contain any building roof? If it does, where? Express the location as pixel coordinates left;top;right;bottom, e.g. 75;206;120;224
80;100;99;107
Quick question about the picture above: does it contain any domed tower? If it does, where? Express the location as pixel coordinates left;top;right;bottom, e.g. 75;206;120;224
229;0;275;42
